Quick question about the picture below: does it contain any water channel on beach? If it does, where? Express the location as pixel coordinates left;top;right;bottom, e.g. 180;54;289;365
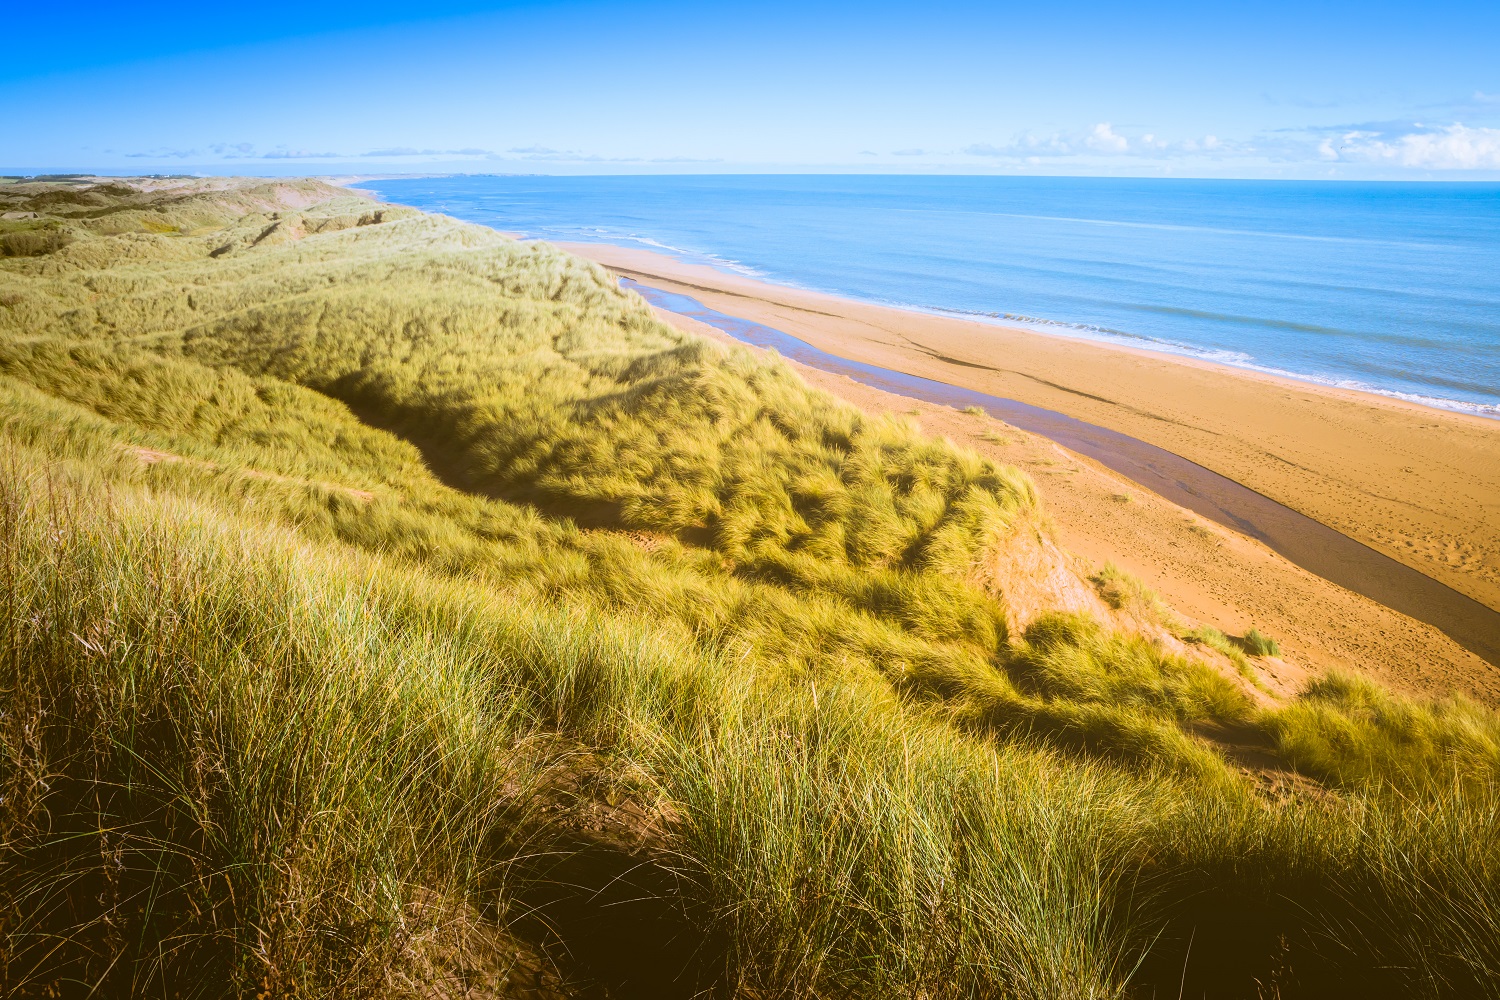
623;277;1500;668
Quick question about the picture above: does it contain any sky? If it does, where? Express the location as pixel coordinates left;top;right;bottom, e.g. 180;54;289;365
4;0;1499;179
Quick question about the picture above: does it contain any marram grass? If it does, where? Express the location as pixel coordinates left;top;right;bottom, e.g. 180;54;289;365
1;178;1498;998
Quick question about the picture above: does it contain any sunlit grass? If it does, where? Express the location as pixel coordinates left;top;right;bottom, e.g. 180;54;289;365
2;178;1498;998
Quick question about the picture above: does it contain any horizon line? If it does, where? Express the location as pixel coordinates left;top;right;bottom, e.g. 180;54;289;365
7;168;1500;184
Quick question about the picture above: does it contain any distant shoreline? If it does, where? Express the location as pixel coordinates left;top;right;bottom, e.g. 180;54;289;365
560;240;1500;624
556;235;1500;424
540;232;1500;422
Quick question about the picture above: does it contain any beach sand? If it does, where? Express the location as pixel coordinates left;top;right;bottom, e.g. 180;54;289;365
561;242;1500;704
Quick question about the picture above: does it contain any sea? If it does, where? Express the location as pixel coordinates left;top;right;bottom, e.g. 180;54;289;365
360;175;1500;418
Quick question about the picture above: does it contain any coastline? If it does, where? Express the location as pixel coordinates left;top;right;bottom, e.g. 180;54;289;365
561;241;1500;623
615;279;1500;703
563;238;1500;424
914;304;1500;422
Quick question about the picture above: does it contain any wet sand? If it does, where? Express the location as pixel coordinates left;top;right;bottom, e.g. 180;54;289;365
560;243;1500;703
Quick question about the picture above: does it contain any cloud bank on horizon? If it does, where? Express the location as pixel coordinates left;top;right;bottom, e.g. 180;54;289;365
3;0;1497;179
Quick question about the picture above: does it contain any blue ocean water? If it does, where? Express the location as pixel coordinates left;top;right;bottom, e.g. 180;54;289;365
361;175;1500;417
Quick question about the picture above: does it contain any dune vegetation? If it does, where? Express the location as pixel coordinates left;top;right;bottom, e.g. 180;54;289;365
1;177;1497;999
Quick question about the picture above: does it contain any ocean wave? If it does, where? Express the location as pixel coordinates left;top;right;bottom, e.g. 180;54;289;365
909;305;1500;418
629;239;769;279
1231;366;1500;418
912;304;1254;363
542;227;771;279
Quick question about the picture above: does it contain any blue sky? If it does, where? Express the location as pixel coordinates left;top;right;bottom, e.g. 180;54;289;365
4;0;1498;178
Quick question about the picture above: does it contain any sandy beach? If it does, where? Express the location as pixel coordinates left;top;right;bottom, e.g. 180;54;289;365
562;241;1500;703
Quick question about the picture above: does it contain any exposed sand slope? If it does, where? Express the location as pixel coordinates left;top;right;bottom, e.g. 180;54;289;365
623;273;1500;706
566;244;1500;620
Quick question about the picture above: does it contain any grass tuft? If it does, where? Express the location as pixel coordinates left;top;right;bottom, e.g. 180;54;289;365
1240;626;1282;657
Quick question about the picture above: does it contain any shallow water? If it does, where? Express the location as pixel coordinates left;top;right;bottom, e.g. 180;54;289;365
365;175;1500;418
622;278;1500;668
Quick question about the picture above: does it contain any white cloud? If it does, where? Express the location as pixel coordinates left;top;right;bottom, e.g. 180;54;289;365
1085;122;1129;153
500;146;713;164
965;125;1230;161
964;118;1500;172
1329;123;1500;169
260;147;342;159
124;147;199;159
965;133;1075;157
361;147;495;157
124;143;343;160
506;145;626;162
891;147;926;156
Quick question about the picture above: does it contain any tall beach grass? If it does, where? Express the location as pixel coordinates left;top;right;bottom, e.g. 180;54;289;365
1;178;1497;997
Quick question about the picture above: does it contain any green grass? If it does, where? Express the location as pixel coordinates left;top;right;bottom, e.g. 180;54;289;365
1089;560;1173;628
1185;624;1261;680
2;178;1498;998
1240;626;1281;657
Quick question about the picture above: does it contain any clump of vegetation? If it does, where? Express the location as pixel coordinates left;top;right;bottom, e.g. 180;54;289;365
1090;560;1172;626
1184;623;1261;683
962;404;986;416
1186;518;1218;540
1240;626;1282;657
0;217;74;257
1264;671;1500;790
2;178;1499;999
